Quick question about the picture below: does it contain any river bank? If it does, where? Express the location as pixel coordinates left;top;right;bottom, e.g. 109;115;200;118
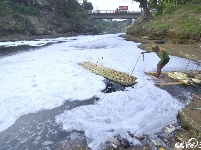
120;34;201;150
0;33;79;42
122;34;201;63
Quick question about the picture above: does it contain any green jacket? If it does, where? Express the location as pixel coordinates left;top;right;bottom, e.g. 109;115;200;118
148;49;169;64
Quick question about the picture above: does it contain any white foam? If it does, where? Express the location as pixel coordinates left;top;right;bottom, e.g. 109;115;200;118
41;141;54;146
0;34;198;149
0;37;72;47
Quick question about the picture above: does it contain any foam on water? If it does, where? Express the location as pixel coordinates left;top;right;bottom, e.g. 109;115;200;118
0;34;198;149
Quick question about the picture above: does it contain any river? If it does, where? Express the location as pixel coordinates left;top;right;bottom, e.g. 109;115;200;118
0;33;199;150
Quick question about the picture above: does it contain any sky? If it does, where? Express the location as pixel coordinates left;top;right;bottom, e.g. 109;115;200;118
86;0;141;11
0;34;198;149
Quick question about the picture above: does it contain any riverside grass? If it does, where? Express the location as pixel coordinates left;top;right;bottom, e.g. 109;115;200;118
126;0;201;44
79;61;137;86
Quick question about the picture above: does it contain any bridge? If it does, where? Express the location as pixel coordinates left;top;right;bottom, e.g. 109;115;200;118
87;10;142;19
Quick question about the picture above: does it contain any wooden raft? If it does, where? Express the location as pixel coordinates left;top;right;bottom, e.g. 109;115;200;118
145;71;201;86
78;61;137;86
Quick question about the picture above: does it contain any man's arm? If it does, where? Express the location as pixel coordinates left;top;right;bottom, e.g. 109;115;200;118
141;50;152;54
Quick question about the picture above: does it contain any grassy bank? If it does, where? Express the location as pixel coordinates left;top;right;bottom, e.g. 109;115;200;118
126;0;201;44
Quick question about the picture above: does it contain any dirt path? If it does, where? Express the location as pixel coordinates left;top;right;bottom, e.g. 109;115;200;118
124;35;201;63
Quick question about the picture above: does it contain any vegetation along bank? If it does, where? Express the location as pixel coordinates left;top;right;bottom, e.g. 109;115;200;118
0;0;131;40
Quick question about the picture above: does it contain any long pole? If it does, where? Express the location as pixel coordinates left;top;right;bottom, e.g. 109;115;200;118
131;55;141;75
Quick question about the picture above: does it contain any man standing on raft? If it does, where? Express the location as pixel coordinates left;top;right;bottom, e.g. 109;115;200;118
141;45;170;78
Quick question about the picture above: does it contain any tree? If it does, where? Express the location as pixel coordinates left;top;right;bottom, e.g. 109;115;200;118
132;0;152;19
83;1;93;10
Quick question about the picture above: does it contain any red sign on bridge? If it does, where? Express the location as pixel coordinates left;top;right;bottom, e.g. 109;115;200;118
119;6;128;10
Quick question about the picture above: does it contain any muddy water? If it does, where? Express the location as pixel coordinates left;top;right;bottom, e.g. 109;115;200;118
161;84;200;104
0;45;38;58
0;79;125;150
0;98;96;150
0;38;68;58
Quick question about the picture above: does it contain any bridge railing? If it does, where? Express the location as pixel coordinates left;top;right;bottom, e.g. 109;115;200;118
87;10;142;14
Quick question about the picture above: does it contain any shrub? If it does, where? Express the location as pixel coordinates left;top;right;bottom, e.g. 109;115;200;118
13;14;35;33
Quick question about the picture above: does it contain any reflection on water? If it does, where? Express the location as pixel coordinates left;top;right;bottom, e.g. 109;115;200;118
0;45;37;58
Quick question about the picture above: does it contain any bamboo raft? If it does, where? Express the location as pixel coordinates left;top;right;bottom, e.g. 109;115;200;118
78;61;137;86
145;71;201;86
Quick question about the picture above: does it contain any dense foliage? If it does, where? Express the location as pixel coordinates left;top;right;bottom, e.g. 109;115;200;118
99;20;132;33
0;0;38;16
0;0;130;36
148;0;193;14
0;0;92;35
127;0;201;44
132;0;194;17
0;0;38;34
